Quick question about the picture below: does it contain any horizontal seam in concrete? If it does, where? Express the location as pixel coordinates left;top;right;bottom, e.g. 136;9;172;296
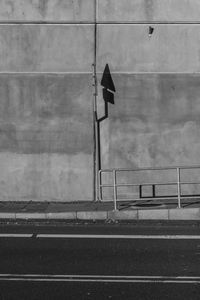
0;23;95;26
96;72;200;74
1;71;200;75
0;21;199;24
0;72;93;74
97;23;200;26
1;21;200;25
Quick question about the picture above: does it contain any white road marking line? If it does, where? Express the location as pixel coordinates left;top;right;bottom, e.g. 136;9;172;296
0;233;200;239
0;274;200;279
0;234;32;238
0;274;199;283
0;278;200;283
37;234;200;239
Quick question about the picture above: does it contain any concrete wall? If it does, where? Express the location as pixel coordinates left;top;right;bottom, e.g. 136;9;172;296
100;74;200;169
97;1;200;199
98;0;200;22
0;0;94;21
1;1;200;201
0;1;94;201
97;25;200;73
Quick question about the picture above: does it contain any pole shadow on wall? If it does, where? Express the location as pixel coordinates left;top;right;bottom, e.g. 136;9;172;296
97;64;116;171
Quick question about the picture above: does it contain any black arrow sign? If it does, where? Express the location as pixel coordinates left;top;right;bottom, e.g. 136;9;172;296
101;64;116;94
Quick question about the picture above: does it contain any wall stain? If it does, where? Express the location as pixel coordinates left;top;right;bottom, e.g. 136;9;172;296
34;0;49;18
6;0;15;16
0;75;92;155
72;0;82;19
144;0;154;21
0;123;18;151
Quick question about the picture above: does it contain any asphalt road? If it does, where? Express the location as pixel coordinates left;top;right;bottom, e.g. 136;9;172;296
0;222;200;299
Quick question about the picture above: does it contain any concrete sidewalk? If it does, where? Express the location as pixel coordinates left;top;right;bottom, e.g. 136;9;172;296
0;199;200;220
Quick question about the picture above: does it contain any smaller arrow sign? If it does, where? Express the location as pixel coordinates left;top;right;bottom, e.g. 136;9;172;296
103;88;114;105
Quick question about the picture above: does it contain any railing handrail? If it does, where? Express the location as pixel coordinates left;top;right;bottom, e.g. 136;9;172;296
100;181;200;187
98;165;200;210
99;165;200;173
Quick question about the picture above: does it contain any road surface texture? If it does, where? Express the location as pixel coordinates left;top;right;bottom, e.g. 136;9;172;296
0;221;199;299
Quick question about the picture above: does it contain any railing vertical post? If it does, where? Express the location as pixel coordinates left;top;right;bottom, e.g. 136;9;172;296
98;170;102;201
139;185;142;198
152;184;156;198
113;170;117;211
177;167;181;208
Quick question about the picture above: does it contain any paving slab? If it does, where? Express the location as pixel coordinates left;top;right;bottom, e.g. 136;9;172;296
15;213;47;219
138;209;169;220
169;208;200;220
46;212;77;219
77;211;108;220
108;210;138;220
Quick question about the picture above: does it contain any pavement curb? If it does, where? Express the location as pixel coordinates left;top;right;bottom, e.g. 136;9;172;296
0;207;200;220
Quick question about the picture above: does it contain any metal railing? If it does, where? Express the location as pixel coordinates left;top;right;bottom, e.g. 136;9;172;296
98;166;200;210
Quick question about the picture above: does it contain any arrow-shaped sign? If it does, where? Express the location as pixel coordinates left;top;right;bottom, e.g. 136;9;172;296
101;64;116;93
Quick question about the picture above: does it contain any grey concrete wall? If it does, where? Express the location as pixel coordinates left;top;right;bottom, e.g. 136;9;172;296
99;74;200;199
97;2;200;199
98;0;200;22
97;25;200;73
0;0;94;21
0;74;93;201
1;0;200;202
0;2;95;201
0;25;93;72
100;74;200;168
